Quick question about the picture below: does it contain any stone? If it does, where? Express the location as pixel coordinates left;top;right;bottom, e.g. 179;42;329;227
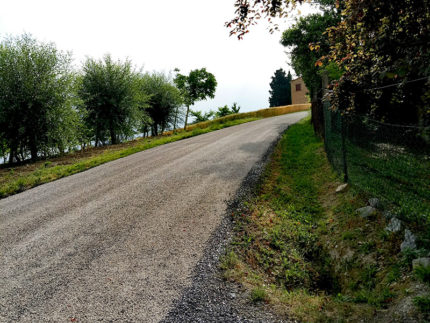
342;248;355;262
400;229;417;251
385;217;402;233
412;257;430;269
383;211;395;219
336;183;348;193
368;198;380;208
356;206;377;218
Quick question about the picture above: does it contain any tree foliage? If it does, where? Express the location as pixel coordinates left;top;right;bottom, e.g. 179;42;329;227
216;103;241;118
79;55;140;145
191;102;240;123
226;0;335;38
281;11;340;135
324;0;430;126
139;72;182;136
216;105;232;118
281;13;340;98
0;34;76;162
231;102;241;113
269;69;292;107
0;35;220;165
174;68;217;130
230;0;430;129
190;110;215;123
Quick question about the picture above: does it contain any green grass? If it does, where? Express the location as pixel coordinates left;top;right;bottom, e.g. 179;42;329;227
325;124;430;232
222;117;421;322
415;265;430;284
0;117;259;198
251;288;267;302
0;104;310;199
413;295;430;315
346;140;430;220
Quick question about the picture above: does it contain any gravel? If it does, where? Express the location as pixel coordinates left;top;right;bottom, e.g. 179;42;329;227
162;124;293;323
0;112;307;322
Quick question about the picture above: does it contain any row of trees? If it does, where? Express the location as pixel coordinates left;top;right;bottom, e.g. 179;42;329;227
190;103;241;123
228;0;430;134
0;34;217;164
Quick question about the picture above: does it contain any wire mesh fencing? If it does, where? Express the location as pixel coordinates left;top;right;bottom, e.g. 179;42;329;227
323;102;430;220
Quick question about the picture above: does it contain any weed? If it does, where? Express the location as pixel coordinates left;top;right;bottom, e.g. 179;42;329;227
360;241;376;254
250;287;267;302
413;295;430;314
414;265;430;284
361;264;378;289
385;265;401;284
342;231;355;240
400;249;420;269
220;251;239;270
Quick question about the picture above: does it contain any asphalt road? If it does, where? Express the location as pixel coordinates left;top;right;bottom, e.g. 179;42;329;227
0;112;307;322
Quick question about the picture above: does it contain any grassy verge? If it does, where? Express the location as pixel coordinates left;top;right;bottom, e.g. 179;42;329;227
222;117;426;322
0;117;261;198
0;104;309;199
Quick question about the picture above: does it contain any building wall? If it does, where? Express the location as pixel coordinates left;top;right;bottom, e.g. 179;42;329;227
291;77;309;105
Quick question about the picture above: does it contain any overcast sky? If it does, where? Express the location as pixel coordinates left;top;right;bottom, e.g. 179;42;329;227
0;0;317;113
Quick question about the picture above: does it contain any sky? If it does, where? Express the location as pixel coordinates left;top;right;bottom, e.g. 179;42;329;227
0;0;317;113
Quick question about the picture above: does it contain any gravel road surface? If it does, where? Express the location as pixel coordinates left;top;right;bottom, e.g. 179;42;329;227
0;112;307;322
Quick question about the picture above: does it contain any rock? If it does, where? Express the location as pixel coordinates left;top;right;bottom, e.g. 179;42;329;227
335;183;348;193
362;253;378;266
356;206;377;218
342;248;355;262
385;217;402;233
368;198;380;208
400;229;417;251
412;257;430;269
383;211;395;219
329;249;340;260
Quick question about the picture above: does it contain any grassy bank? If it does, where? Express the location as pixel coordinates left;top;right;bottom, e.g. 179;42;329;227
222;117;427;322
0;104;309;199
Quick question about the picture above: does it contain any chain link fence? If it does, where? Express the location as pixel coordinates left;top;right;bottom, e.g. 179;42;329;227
323;101;430;220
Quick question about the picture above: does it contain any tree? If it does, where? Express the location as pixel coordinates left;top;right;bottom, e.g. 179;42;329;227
79;55;139;145
269;69;292;107
0;34;76;163
190;110;215;123
174;68;217;131
138;72;182;136
139;111;153;138
227;1;339;135
281;12;340;134
231;102;241;113
325;0;430;126
216;105;232;118
214;103;241;118
226;0;336;39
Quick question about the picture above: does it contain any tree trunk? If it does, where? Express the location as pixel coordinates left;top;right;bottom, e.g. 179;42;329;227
109;122;117;145
173;107;179;130
29;137;38;162
311;91;325;138
8;145;15;165
184;105;190;131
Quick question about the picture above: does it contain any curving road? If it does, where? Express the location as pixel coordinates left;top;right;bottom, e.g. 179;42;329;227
0;112;307;322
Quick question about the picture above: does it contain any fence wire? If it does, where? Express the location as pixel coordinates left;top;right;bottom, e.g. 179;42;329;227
323;102;430;220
